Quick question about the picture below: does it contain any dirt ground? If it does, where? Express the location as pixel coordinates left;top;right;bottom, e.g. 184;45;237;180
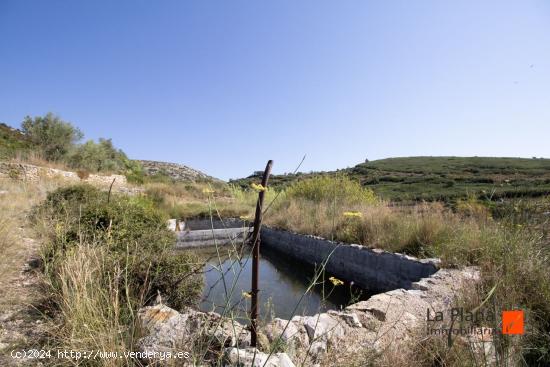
0;180;55;366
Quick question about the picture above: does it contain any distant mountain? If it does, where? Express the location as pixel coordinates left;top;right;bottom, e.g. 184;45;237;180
136;160;221;183
230;156;550;202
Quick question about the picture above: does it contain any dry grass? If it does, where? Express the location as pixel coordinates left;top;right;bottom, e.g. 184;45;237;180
51;244;136;366
266;198;495;263
0;177;62;306
144;181;256;219
10;150;71;171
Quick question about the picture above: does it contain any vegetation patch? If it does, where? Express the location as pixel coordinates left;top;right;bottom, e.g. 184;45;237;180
264;175;550;365
0;123;34;159
232;156;550;202
33;184;201;362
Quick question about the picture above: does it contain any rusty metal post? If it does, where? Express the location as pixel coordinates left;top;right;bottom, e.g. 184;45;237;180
250;160;273;347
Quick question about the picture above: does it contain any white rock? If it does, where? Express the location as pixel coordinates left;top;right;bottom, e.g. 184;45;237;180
167;219;177;231
265;318;306;344
302;313;345;342
224;347;295;367
138;304;249;355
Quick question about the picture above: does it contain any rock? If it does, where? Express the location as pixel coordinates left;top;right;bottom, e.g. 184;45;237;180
137;267;481;366
411;279;430;291
167;219;177;231
265;318;308;347
224;347;295;367
347;300;387;322
327;310;362;328
138;304;250;359
301;313;345;342
137;160;219;182
204;311;250;348
309;340;327;355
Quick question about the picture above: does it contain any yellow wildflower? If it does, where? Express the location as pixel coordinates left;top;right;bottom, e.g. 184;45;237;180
343;211;362;218
239;215;251;221
329;276;344;286
251;183;267;192
242;291;252;299
202;188;215;194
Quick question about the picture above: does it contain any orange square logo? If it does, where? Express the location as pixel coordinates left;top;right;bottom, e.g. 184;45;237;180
502;310;524;335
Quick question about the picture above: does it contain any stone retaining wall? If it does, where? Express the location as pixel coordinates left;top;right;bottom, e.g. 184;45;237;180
261;227;439;292
0;162;127;187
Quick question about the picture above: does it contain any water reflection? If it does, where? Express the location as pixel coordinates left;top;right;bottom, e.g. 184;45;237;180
184;245;368;322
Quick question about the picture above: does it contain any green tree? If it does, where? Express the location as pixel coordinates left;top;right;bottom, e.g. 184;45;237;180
21;113;83;161
68;138;122;172
68;138;143;175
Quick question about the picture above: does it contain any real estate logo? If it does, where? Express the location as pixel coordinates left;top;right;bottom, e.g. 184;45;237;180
426;308;525;336
502;310;524;335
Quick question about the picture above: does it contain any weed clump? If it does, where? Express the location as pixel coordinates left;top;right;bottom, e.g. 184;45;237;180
285;175;377;206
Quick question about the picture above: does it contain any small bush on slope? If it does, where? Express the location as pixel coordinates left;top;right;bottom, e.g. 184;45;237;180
285;174;377;206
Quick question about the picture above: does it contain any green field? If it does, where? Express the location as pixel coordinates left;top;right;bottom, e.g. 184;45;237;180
231;156;550;202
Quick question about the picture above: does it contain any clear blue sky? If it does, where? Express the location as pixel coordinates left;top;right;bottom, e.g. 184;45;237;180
1;1;549;180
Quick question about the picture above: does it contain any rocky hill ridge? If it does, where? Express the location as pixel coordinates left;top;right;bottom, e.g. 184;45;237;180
136;160;220;182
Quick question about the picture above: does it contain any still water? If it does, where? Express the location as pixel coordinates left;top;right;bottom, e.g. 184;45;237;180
185;246;368;322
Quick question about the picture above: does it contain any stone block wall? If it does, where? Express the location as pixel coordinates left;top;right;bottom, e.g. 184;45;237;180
0;162;128;188
261;227;439;292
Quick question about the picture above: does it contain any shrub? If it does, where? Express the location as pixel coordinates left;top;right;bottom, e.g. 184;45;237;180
286;175;377;206
455;195;492;221
76;169;90;180
67;138;142;175
37;184;201;310
125;165;146;184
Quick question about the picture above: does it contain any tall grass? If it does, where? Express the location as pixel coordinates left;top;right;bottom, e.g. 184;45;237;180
10;149;71;171
54;245;134;366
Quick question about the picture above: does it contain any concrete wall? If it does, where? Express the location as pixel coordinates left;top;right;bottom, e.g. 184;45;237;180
261;227;439;292
184;218;246;231
176;227;250;248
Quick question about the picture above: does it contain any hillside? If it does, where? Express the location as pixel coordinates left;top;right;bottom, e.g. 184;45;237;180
136;160;220;183
0;123;33;159
231;156;550;201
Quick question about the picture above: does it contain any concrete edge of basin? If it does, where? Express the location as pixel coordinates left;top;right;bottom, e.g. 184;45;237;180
261;226;441;293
